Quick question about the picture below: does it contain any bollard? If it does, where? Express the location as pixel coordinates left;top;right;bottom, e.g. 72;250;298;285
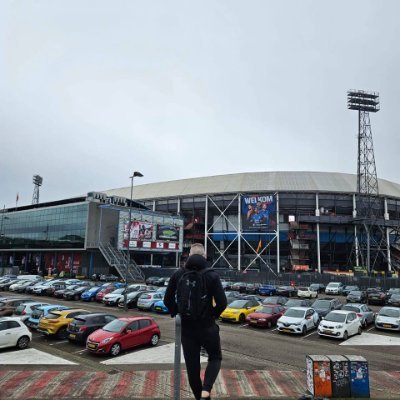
174;314;182;400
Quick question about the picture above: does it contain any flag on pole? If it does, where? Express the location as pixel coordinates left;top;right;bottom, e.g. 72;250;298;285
256;239;262;253
16;193;19;206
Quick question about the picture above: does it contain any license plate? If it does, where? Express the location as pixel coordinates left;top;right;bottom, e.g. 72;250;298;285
69;334;76;339
155;307;161;311
323;330;333;334
87;343;96;349
282;328;291;332
250;319;257;323
383;324;392;328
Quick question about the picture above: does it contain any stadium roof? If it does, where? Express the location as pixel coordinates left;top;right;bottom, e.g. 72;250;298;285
104;171;400;200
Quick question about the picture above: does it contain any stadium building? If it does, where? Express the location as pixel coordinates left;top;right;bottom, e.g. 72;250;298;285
1;171;400;277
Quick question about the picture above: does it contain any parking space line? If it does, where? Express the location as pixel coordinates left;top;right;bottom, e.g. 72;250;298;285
302;331;318;339
72;349;87;354
49;341;69;346
270;328;278;332
367;326;375;332
239;323;249;328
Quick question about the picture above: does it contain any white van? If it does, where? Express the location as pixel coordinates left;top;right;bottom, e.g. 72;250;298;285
17;275;42;282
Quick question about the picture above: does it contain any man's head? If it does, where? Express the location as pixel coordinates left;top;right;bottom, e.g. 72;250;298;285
189;243;206;258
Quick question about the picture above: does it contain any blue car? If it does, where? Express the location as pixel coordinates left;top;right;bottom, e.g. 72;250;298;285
26;304;70;330
81;286;102;301
153;299;169;313
258;284;277;296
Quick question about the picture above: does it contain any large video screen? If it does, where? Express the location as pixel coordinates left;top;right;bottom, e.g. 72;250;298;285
241;194;276;232
117;210;184;252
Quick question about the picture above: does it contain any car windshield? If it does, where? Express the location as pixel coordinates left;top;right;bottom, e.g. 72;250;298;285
379;308;400;318
285;300;303;307
263;298;279;304
325;313;346;322
309;284;319;290
298;287;308;291
345;286;358;290
256;306;275;314
312;300;331;309
111;288;124;294
342;305;360;313
31;309;44;319
88;287;100;292
327;283;340;287
15;305;26;314
349;291;362;295
229;300;248;309
45;312;62;320
284;309;305;318
103;319;126;332
391;294;400;300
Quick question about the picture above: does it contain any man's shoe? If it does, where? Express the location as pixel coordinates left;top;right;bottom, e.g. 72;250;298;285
200;397;211;400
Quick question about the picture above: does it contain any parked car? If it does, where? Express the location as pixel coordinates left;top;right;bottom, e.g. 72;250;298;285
25;281;48;294
137;292;164;311
153;299;169;313
9;280;35;292
341;303;375;328
367;289;388;305
99;274;119;282
26;304;70;330
0;278;20;291
246;304;286;328
346;290;367;303
32;280;63;295
231;282;247;293
14;280;40;294
103;287;140;306
117;290;148;309
0;317;32;350
43;282;67;297
262;296;288;306
63;285;91;301
275;286;297;297
342;285;360;296
386;288;400;300
0;297;34;316
81;286;103;301
245;283;262;295
153;277;168;286
53;284;80;298
311;298;342;318
277;307;319;335
388;294;400;307
325;282;344;295
258;284;277;296
283;298;312;310
13;301;50;322
96;286;120;303
318;310;362;340
375;307;400;332
145;276;161;285
67;313;117;344
37;308;90;339
297;286;318;299
225;291;242;305
220;298;261;323
309;283;325;294
86;316;160;356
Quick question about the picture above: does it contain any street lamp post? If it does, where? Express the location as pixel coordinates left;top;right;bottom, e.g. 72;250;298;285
124;171;144;311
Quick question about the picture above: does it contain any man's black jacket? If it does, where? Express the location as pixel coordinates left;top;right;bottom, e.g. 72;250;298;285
164;254;227;327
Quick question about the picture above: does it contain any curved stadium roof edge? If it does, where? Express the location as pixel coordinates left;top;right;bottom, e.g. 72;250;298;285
103;171;400;201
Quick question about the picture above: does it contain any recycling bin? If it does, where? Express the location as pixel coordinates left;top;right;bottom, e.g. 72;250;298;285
306;355;332;398
327;355;351;398
345;355;370;398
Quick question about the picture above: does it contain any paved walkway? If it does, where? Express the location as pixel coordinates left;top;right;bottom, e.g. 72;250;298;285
0;369;399;399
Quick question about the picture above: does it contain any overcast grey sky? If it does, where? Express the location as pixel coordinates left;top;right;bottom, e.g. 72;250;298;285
1;1;399;208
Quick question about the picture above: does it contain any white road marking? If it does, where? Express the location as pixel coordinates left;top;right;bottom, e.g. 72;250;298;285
72;349;87;354
367;326;375;332
340;332;400;346
49;340;69;346
0;348;78;365
271;328;278;332
302;331;317;339
101;342;208;365
240;323;249;328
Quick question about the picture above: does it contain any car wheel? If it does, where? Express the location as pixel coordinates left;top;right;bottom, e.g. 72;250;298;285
110;343;121;356
358;326;362;335
74;294;79;301
343;331;348;340
269;292;273;296
267;321;272;329
238;314;245;324
57;327;68;340
150;304;155;312
16;336;30;350
91;297;95;302
150;334;159;346
363;319;368;329
302;325;307;335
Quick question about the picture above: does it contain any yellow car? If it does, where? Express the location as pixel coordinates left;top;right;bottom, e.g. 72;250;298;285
37;308;89;339
220;298;261;323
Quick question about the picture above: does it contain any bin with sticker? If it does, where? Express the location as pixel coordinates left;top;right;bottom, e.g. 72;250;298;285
344;355;370;398
306;355;332;398
328;355;351;398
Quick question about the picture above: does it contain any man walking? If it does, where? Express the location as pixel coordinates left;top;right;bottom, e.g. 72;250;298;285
164;243;227;400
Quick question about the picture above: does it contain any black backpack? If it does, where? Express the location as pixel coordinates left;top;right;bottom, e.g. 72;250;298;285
176;268;212;321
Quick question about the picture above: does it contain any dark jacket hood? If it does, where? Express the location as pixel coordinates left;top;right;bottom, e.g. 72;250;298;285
184;254;208;271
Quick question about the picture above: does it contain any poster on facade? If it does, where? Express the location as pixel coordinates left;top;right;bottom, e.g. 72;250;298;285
118;210;183;252
241;194;276;232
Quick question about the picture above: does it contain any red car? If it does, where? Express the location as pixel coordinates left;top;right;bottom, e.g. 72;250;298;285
86;316;160;356
95;286;117;303
246;304;286;328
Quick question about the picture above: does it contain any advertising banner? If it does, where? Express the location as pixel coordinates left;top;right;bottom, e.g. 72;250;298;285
241;194;276;232
118;210;183;252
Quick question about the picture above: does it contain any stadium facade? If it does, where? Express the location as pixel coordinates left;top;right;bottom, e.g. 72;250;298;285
1;171;400;276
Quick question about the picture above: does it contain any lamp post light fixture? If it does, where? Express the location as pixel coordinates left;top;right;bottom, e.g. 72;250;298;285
124;171;144;311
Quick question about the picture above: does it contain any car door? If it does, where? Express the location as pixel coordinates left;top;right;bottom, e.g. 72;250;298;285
0;320;11;347
137;319;153;345
124;320;140;349
346;313;357;335
305;309;315;329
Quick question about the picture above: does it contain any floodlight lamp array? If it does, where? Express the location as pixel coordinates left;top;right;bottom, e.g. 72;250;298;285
33;175;43;186
347;90;380;112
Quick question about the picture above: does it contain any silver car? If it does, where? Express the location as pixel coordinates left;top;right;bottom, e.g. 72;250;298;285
341;303;375;328
137;292;164;311
375;307;400;332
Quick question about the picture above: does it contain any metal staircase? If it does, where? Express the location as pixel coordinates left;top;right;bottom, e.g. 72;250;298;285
98;242;145;282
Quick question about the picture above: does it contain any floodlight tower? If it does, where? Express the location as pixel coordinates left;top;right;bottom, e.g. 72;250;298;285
347;90;389;273
32;175;43;205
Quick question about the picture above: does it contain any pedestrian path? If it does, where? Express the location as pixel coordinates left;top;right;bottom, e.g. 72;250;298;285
0;369;399;399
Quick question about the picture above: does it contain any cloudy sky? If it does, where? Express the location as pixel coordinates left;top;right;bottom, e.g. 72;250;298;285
1;1;399;208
